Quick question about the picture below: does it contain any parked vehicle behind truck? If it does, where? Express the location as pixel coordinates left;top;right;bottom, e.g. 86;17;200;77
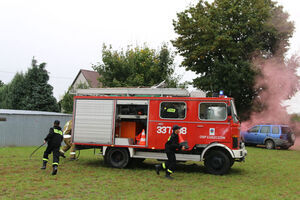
241;124;295;149
71;88;247;175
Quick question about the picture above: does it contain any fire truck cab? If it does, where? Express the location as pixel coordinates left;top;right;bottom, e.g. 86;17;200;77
72;88;247;175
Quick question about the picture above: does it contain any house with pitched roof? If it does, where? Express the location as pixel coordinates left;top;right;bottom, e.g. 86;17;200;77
71;69;101;91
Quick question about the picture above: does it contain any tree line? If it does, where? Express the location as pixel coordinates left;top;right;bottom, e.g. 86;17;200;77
0;58;59;112
0;0;298;120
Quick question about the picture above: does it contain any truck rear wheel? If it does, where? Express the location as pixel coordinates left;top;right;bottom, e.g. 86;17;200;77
106;148;129;168
204;150;231;175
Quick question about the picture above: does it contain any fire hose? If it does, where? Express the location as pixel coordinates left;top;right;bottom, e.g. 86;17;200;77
29;143;45;159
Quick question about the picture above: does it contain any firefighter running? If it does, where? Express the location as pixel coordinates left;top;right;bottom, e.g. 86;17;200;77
59;120;76;160
155;125;185;179
41;120;63;175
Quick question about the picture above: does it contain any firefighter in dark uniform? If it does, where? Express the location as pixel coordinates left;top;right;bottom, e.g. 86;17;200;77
155;125;185;179
41;120;63;175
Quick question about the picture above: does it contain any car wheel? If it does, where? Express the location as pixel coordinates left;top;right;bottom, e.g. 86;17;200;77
265;140;275;149
204;150;231;175
106;148;130;168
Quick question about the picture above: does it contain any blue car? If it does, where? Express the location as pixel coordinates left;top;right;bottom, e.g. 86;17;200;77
241;125;295;149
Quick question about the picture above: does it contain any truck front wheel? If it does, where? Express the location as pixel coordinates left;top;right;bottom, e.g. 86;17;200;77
106;148;129;168
204;150;231;175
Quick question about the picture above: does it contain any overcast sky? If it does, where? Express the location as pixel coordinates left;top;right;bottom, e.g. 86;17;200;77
0;0;299;112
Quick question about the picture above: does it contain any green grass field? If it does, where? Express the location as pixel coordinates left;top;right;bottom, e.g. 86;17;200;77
0;146;299;200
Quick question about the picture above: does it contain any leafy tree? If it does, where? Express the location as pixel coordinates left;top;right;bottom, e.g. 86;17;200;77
0;73;26;109
291;114;300;122
22;58;59;112
92;44;182;88
59;88;74;114
172;0;294;120
8;72;27;109
0;80;7;108
0;80;4;88
60;83;89;114
0;84;9;108
0;58;59;112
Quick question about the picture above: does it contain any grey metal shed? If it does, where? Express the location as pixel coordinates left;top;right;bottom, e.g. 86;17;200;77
0;109;72;147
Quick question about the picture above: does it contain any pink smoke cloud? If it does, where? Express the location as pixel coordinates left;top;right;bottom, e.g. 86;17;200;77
241;55;300;134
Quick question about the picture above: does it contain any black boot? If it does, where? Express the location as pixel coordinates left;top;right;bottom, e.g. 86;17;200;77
60;152;66;158
155;164;162;175
165;173;173;180
52;165;58;175
165;171;173;179
41;161;47;170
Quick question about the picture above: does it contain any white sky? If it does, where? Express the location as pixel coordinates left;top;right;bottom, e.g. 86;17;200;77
0;0;299;112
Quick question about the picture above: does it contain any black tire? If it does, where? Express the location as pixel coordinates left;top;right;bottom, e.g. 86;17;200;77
204;150;231;175
229;158;235;167
106;148;130;168
265;140;275;149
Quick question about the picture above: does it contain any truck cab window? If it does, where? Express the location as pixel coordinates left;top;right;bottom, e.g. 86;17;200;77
160;102;186;119
199;103;227;121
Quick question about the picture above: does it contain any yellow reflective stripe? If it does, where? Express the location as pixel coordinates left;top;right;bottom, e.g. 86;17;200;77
43;158;48;161
162;163;166;169
54;129;63;135
167;108;176;113
168;136;171;141
167;169;173;174
52;163;59;165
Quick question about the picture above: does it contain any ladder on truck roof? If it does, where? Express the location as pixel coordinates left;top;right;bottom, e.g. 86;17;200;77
74;88;190;97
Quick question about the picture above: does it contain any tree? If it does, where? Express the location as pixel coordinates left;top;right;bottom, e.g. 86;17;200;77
172;0;294;120
0;84;9;108
0;73;26;109
60;83;89;114
0;80;4;88
0;58;59;112
92;44;182;88
22;58;59;112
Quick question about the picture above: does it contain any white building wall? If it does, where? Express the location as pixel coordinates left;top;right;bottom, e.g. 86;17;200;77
73;73;89;89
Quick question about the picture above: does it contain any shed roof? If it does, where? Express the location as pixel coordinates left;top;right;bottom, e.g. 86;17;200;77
0;109;72;116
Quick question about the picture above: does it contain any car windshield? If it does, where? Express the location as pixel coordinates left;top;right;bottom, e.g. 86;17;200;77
281;127;292;134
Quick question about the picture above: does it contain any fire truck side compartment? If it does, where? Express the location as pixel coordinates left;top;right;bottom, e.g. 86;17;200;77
73;99;115;144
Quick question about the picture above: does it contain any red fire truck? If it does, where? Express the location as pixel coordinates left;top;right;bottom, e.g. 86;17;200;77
72;88;247;175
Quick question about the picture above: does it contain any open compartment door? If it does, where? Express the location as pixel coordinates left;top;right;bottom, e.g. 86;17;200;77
73;99;115;144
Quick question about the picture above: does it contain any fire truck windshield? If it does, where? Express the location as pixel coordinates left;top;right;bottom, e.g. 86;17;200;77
230;100;239;123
